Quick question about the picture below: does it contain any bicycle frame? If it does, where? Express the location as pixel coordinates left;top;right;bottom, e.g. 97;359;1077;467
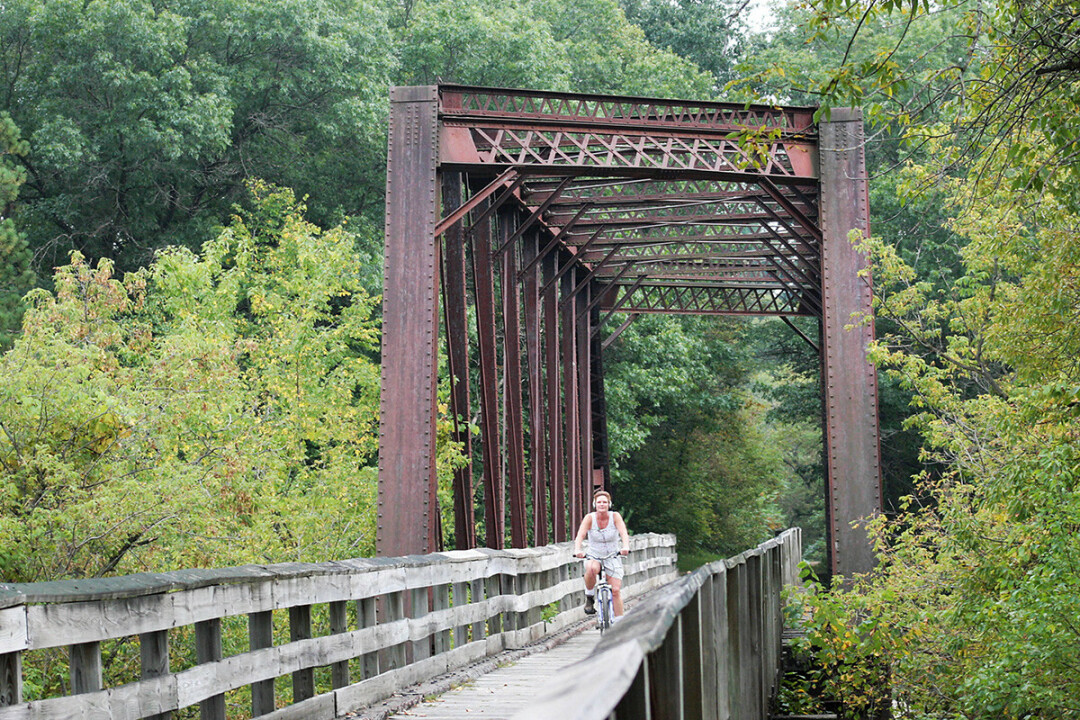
586;552;619;633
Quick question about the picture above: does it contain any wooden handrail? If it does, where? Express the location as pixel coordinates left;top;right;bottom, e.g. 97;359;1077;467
513;528;803;720
0;535;678;719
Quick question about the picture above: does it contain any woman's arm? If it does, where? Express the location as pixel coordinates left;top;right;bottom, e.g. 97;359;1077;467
573;514;593;557
614;512;630;555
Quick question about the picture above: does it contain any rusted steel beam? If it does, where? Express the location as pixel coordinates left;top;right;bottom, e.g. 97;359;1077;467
781;316;820;354
547;210;811;229
590;330;610;491
562;271;580;528
601;312;640;351
533;227;605;293
500;210;528;548
455;172;526;236
377;87;440;557
438;85;816;135
757;176;824;242
472;204;505;549
578;264;635;320
559;245;621;310
448;126;816;184
599;283;815;316
576;288;593;512
434;168;519;238
544;252;565;541
524;230;549;545
514;205;595;280
441;172;476;550
493;177;573;255
819;109;882;577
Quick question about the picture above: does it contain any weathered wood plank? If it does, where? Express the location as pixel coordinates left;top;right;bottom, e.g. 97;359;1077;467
249;610;275;717
0;608;27;655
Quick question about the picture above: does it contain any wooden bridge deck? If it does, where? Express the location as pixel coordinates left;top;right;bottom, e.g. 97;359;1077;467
383;628;599;719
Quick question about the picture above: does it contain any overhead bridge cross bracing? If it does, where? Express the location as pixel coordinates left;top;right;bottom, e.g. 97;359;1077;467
377;85;882;577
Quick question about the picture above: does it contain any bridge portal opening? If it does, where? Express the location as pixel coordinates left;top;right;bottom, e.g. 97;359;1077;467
376;85;881;577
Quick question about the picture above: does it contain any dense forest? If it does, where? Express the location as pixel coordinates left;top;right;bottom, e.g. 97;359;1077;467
3;0;1079;716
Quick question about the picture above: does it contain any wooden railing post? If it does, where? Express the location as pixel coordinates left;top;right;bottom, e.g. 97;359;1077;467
614;655;651;718
698;576;717;720
330;600;350;689
648;614;684;720
727;558;748;720
680;592;704;720
711;567;731;720
746;552;765;718
410;587;431;661
380;590;407;671
289;604;314;702
469;578;486;642
451;581;470;648
248;610;275;716
195;619;225;720
0;652;21;707
69;641;102;696
140;629;172;720
485;575;502;637
433;584;451;654
357;596;379;679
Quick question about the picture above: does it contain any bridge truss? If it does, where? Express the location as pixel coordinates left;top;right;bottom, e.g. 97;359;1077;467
377;85;881;576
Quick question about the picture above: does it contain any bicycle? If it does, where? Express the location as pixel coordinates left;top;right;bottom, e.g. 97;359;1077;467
586;552;619;634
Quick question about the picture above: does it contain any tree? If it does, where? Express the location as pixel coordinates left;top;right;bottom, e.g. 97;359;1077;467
618;0;751;91
603;314;787;558
751;1;1080;712
0;0;395;276
0;183;384;581
396;0;714;98
0;112;33;347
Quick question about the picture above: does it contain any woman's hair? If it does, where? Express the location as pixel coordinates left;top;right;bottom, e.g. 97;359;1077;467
592;490;612;506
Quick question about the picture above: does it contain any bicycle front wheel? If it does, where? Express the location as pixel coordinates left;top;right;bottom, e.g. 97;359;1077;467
596;586;613;633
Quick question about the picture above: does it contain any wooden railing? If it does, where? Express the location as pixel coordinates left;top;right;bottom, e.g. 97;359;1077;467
0;534;677;719
514;528;803;720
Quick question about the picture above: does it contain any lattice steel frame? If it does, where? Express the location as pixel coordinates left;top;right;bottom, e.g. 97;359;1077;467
377;86;881;576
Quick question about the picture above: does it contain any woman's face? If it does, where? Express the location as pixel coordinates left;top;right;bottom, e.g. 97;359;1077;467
594;495;611;512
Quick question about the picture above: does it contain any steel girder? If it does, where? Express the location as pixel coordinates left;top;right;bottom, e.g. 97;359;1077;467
377;85;882;577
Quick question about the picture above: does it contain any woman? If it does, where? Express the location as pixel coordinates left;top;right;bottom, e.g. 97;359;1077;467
573;490;631;618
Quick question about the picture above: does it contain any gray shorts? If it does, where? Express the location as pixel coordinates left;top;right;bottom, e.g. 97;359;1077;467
585;554;624;580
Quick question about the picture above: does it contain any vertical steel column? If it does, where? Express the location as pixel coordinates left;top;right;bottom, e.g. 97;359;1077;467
524;230;550;545
545;253;566;541
377;86;440;557
819;108;883;577
473;203;505;549
590;316;611;491
442;172;476;550
562;270;581;527
576;282;593;507
500;209;528;548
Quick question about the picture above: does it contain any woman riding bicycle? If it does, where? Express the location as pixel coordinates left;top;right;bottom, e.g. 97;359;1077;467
573;490;631;619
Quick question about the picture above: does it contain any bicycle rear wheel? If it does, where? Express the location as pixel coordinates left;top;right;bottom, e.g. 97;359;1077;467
596;586;613;633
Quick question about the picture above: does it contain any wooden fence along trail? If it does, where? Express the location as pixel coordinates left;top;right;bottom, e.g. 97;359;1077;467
0;535;677;719
0;530;801;720
382;529;802;720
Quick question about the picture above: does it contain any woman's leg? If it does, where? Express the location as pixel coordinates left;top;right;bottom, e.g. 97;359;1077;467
611;577;624;616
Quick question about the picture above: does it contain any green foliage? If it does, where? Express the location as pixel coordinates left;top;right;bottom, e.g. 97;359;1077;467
396;0;714;97
0;183;382;581
604;315;786;556
0;112;34;348
618;0;750;90
1;0;395;274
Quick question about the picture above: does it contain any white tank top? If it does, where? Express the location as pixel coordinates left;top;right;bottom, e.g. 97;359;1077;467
586;512;620;556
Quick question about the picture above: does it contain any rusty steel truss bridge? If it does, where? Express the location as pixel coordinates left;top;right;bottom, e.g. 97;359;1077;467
376;85;881;577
